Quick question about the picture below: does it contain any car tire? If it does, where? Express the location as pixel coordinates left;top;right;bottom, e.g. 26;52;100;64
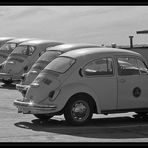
34;114;53;120
64;97;93;126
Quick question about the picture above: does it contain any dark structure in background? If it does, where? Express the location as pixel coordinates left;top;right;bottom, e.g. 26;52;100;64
129;36;134;48
118;30;148;63
137;30;148;34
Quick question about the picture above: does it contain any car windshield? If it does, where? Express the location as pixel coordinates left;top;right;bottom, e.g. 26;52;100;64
0;43;17;51
12;45;35;56
45;57;75;74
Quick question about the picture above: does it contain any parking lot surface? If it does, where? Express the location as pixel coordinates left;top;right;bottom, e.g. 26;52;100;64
1;82;148;142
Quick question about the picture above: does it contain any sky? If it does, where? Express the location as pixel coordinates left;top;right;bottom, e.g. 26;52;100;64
0;6;148;46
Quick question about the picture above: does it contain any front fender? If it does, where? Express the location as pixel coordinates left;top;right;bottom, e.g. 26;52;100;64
54;83;101;113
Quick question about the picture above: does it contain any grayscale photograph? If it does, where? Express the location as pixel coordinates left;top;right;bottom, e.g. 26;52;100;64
0;5;148;143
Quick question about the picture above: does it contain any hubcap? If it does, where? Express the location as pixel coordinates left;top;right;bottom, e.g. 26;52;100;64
71;100;90;122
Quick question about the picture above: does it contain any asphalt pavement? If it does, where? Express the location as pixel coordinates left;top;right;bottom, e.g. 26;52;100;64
0;82;148;142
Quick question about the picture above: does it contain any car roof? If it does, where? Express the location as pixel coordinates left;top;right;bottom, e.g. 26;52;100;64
46;43;99;53
7;38;34;44
19;39;62;46
0;37;15;41
59;47;142;59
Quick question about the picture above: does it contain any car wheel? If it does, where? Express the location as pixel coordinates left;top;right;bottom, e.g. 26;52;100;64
64;97;93;126
34;114;53;120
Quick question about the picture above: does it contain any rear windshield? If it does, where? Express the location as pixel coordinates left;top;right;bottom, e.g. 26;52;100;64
45;57;75;74
30;51;62;71
12;45;35;56
0;43;17;51
37;50;61;63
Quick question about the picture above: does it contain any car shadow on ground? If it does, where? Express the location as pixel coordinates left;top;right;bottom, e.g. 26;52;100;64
14;115;148;139
0;83;16;90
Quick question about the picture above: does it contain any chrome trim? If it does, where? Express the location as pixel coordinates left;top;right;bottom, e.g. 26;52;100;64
0;73;21;81
16;84;27;90
13;100;57;114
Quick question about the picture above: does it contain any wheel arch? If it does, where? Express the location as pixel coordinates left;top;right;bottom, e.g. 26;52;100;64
64;92;98;114
57;83;101;114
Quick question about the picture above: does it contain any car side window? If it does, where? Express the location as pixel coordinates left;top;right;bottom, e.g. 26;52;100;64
23;46;35;56
22;46;29;55
137;59;148;75
10;43;16;49
117;57;140;76
28;46;35;56
83;57;113;76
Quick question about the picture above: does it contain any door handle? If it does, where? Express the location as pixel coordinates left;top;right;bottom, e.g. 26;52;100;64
119;79;126;83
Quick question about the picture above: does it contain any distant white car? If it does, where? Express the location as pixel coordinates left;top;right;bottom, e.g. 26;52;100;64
0;39;63;84
0;38;32;65
14;47;148;125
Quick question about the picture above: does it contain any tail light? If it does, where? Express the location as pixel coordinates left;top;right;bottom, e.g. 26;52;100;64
22;88;28;97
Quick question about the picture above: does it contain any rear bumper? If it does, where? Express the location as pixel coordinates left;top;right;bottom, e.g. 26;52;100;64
13;100;57;114
16;84;28;91
0;73;21;81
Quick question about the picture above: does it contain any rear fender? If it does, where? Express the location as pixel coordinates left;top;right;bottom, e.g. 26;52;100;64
55;83;101;113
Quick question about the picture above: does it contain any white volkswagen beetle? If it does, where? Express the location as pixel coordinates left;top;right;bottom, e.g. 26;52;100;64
0;39;63;84
14;47;148;125
16;43;99;92
0;38;32;65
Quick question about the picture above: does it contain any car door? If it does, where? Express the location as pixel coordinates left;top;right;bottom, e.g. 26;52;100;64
82;57;117;111
136;58;148;108
117;56;148;109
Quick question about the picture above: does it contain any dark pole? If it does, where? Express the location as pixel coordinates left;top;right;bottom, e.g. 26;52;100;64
129;36;133;48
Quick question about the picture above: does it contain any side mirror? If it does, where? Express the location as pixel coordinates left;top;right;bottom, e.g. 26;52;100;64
79;68;83;77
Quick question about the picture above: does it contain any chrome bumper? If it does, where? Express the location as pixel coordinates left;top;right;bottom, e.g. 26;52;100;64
0;73;21;81
13;100;57;114
16;84;28;91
